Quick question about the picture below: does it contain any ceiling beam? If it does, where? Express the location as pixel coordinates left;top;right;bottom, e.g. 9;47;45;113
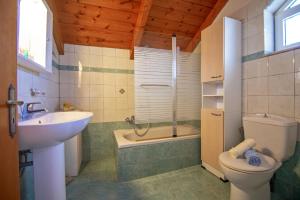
130;0;153;59
184;0;228;52
46;0;64;54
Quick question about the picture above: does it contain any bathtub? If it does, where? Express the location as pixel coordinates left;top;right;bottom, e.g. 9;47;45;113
114;125;201;181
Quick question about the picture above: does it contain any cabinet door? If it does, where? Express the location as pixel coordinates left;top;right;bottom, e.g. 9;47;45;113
201;109;224;171
201;20;224;82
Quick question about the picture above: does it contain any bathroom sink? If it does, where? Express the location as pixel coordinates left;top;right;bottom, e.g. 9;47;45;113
18;111;93;150
18;111;92;200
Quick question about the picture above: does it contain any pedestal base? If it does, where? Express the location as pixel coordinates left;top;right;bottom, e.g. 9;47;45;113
230;183;270;200
32;143;66;200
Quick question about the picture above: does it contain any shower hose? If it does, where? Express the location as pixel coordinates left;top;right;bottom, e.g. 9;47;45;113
132;122;150;137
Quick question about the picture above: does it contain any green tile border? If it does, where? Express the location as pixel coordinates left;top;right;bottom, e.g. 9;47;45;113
242;51;266;63
58;65;134;74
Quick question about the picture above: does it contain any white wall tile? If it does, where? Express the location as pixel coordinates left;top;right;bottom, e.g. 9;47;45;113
90;85;104;98
296;72;300;95
75;45;90;55
116;98;128;110
116;49;129;58
268;74;294;95
269;96;294;118
60;71;75;84
116;74;128;86
103;85;116;97
64;44;75;53
247;77;268;95
247;96;268;113
74;85;90;98
242;39;248;57
90;46;102;55
103;73;116;85
74;98;90;111
75;72;90;86
247;0;267;20
89;98;104;111
246;57;268;78
58;44;135;123
268;51;294;75
102;47;116;56
89;54;102;68
116;85;128;98
247;33;264;55
76;54;90;67
103;56;116;68
104;98;116;110
295;96;300;119
242;97;248;113
295;49;300;72
116;57;129;69
247;14;264;37
242;80;247;97
90;72;104;85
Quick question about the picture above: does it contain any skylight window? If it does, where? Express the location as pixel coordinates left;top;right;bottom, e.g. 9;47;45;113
275;0;300;50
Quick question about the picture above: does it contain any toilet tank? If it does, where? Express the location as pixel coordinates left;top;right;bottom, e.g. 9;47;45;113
243;114;297;161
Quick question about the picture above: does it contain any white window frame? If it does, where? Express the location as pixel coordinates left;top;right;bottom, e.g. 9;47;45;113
17;0;53;73
275;0;300;51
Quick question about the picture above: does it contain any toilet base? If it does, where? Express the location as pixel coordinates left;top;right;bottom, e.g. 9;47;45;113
230;183;270;200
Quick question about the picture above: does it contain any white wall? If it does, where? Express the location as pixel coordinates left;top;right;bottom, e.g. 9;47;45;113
59;44;134;123
17;44;60;114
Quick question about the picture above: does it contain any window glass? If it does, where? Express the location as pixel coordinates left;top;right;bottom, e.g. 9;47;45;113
18;0;48;67
286;0;300;9
284;13;300;45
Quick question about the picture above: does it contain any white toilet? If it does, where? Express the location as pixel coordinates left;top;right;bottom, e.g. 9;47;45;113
219;114;298;200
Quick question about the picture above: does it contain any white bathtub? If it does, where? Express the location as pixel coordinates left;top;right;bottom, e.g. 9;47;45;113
114;125;200;148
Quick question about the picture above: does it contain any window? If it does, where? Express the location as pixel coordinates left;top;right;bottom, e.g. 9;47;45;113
18;0;53;72
275;0;300;50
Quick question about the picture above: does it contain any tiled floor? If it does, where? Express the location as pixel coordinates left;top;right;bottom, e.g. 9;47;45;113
67;157;283;200
67;157;230;200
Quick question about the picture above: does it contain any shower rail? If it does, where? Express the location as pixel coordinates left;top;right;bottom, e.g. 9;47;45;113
140;84;171;87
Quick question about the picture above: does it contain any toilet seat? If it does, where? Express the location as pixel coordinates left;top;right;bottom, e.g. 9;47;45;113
219;151;276;173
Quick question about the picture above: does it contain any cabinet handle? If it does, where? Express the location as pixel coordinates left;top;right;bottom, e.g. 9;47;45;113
211;113;222;116
211;75;222;79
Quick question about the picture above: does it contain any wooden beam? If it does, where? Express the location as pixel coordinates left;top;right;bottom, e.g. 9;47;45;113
184;0;228;52
130;0;153;59
46;0;64;54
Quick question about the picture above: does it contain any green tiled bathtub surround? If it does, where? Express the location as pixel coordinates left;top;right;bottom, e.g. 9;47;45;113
81;120;200;162
58;65;134;74
116;138;200;181
273;142;300;200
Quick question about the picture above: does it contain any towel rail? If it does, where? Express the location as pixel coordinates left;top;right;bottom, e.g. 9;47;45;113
140;84;171;87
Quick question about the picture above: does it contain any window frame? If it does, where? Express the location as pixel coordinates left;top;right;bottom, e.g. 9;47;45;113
17;0;53;73
275;0;300;51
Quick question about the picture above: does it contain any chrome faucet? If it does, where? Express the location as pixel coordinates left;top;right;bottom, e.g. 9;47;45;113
21;102;48;120
125;115;135;125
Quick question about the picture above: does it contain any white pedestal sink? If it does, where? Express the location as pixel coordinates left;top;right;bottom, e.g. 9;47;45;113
18;112;93;200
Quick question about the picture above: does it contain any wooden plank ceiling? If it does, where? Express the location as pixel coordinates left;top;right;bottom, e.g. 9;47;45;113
55;0;228;56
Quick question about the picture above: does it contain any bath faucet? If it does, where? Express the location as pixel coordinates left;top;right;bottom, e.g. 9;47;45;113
125;115;135;125
21;102;48;120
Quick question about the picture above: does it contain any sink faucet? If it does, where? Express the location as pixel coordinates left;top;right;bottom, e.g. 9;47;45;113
21;102;48;120
125;115;135;125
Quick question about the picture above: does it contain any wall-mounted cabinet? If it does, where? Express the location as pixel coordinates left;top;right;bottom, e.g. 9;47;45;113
201;17;242;180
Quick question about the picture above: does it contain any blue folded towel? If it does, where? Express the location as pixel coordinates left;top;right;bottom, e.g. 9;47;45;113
244;149;261;166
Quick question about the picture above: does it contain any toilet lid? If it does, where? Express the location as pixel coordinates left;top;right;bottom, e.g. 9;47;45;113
219;152;276;173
